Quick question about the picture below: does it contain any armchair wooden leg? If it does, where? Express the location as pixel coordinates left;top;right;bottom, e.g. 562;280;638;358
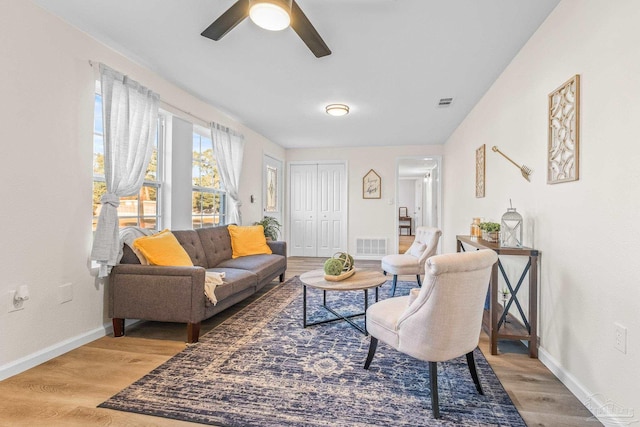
363;337;378;370
466;350;484;395
112;318;124;337
416;275;422;287
429;361;440;419
279;273;285;283
390;275;398;297
187;322;201;343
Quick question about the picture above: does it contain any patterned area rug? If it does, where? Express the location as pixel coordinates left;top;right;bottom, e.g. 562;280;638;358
99;277;525;426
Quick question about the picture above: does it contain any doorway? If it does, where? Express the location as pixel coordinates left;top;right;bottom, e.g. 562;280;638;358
396;156;442;253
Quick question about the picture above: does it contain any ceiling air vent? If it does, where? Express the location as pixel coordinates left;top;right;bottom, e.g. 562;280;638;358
438;97;454;107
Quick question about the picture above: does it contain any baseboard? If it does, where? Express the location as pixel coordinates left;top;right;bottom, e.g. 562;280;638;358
538;346;637;426
0;319;140;381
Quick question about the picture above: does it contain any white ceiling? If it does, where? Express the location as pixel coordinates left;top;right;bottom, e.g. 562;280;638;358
32;0;559;149
398;157;438;179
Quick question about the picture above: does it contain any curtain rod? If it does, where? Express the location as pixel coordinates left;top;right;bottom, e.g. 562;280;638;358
88;60;211;127
159;101;210;127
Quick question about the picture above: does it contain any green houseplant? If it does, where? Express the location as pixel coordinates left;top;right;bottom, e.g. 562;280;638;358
479;222;500;243
253;216;282;240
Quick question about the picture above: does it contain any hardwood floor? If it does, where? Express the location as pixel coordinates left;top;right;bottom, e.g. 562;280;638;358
0;257;600;426
399;234;415;253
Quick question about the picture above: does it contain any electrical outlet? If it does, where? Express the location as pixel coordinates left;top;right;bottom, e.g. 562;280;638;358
7;290;25;313
614;323;627;354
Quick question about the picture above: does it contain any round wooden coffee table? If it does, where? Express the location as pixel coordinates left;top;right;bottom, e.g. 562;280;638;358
299;268;387;335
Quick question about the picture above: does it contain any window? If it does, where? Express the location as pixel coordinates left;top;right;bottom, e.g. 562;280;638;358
92;84;164;231
192;127;226;228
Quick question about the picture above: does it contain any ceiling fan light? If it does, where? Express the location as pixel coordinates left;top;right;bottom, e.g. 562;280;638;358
326;104;350;117
249;2;291;31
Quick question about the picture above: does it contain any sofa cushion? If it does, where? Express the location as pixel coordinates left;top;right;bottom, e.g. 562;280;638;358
409;241;426;257
121;244;142;264
173;230;208;268
227;225;272;258
196;226;234;268
205;268;257;302
216;254;286;285
133;230;193;267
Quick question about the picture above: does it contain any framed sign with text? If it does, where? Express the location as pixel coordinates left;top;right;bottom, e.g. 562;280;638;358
363;169;381;199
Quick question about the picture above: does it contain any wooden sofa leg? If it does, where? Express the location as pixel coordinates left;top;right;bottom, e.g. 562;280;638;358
187;322;201;343
279;273;285;283
112;318;125;337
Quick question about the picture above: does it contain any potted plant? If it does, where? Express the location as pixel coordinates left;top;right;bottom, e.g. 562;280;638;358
479;222;500;242
253;216;281;241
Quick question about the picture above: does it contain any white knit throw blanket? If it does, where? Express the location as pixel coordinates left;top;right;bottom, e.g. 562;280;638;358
204;272;225;305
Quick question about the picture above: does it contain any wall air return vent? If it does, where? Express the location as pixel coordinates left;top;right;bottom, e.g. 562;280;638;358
356;238;387;258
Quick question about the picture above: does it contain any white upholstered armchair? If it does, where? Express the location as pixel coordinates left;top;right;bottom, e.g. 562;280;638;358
381;226;441;296
364;249;498;418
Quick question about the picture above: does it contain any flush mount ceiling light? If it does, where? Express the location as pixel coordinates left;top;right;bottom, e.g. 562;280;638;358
325;104;350;117
249;0;292;31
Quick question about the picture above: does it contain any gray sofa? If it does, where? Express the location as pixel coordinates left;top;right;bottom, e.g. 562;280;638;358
109;224;287;343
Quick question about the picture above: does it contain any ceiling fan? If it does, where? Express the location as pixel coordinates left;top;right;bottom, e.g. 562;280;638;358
201;0;331;58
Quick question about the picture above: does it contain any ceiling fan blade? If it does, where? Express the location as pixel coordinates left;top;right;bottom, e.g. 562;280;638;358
201;0;250;41
290;1;331;58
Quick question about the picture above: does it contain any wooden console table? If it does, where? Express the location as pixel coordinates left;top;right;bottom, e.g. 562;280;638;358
399;216;412;235
456;235;540;358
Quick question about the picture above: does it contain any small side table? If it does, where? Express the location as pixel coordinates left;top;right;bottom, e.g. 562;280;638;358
456;235;540;358
399;216;412;235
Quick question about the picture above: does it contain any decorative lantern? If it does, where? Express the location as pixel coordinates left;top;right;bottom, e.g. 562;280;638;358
501;200;523;247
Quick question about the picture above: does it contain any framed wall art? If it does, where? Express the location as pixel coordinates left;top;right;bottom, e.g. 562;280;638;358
548;74;580;184
363;169;381;199
265;165;278;212
476;144;486;198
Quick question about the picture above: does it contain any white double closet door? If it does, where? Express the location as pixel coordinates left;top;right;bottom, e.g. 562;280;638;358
289;162;347;257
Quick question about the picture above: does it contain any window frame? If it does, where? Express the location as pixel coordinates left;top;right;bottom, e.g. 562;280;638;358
192;126;227;228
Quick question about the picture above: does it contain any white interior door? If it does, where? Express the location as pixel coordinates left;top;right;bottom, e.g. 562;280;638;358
290;162;346;257
290;164;317;256
424;171;437;227
317;164;347;257
413;179;423;229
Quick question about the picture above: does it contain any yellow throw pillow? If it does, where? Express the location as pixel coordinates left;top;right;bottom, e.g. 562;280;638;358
132;229;193;266
228;225;273;259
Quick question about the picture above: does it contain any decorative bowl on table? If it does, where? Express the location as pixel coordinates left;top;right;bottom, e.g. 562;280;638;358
324;268;355;282
323;252;355;281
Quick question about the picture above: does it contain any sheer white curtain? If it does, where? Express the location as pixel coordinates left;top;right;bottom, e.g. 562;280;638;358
211;122;244;225
91;64;160;277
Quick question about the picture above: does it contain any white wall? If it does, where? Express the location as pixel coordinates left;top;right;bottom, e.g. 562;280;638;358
398;179;416;221
443;0;640;420
0;0;283;378
286;145;443;255
168;117;195;230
